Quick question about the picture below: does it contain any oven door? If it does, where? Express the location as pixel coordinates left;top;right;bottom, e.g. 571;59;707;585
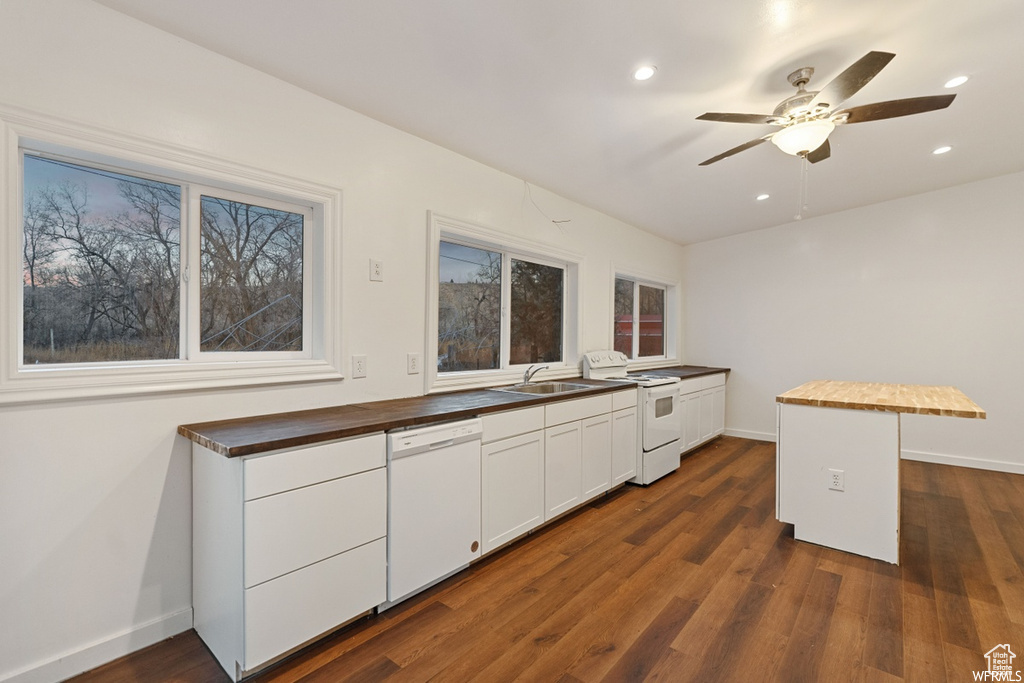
643;383;681;451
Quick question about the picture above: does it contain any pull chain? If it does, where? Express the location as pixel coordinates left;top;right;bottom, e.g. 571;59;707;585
795;155;809;220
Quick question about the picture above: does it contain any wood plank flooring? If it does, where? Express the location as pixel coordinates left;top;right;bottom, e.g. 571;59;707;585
71;436;1024;682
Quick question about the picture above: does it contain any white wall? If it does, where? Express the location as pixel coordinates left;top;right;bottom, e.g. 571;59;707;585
683;171;1024;472
0;1;687;681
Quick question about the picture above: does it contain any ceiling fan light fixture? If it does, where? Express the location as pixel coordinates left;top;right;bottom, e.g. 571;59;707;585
633;65;657;81
771;120;835;156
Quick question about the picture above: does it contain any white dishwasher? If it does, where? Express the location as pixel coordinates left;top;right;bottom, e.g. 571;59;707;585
385;418;482;606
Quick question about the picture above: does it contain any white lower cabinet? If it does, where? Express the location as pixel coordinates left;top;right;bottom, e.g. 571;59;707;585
581;413;612;501
611;405;638;485
480;429;545;554
479;389;637;551
545;420;583;518
193;433;387;681
679;373;727;455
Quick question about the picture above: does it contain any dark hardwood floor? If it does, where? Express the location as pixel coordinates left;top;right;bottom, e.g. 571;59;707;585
71;436;1024;682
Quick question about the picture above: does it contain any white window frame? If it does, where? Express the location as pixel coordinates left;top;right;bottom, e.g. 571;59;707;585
1;108;343;405
612;268;678;368
188;186;313;361
426;212;582;393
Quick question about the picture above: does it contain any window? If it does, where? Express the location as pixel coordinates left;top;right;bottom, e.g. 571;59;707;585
3;114;341;403
22;154;310;364
429;213;580;390
614;276;668;359
22;155;183;364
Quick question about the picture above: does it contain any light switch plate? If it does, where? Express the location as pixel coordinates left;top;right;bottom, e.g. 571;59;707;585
352;354;367;378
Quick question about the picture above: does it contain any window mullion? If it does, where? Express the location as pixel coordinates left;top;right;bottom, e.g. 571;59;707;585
500;252;511;368
185;189;203;360
177;186;190;360
632;282;640;359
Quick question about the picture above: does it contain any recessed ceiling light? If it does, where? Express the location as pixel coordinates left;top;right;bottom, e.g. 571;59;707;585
756;193;770;201
944;75;968;88
933;145;952;155
633;65;657;81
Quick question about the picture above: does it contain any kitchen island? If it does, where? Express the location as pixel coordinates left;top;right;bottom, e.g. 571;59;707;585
775;380;985;564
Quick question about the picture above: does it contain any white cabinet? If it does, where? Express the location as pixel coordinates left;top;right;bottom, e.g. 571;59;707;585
193;433;386;681
544;392;612;521
545;421;583;518
479;389;636;549
480;429;545;554
712;385;726;436
679;373;727;455
580;413;612;501
611;407;637;485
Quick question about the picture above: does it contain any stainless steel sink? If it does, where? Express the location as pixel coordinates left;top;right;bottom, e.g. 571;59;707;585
490;381;592;395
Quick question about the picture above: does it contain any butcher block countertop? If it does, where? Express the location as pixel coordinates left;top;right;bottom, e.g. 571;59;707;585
178;365;731;457
776;380;986;419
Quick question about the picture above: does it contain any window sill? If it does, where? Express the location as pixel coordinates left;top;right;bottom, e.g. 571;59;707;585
0;359;343;406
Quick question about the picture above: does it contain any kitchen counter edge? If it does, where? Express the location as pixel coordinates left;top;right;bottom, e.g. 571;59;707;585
178;365;730;457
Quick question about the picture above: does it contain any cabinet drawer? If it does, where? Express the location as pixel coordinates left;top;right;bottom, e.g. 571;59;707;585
244;537;385;670
545;394;613;426
481;406;544;444
701;373;726;389
679;378;702;395
611;388;638;412
243;433;385;500
244;468;386;588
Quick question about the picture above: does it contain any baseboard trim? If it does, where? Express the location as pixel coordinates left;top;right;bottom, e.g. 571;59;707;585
900;449;1024;475
725;428;776;442
2;608;193;683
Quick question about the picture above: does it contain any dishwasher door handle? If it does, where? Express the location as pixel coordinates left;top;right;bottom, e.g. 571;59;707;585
428;438;455;450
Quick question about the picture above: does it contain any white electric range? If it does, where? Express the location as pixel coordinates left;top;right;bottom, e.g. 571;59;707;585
583;351;682;485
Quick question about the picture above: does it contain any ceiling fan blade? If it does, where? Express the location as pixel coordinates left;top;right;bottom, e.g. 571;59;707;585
698;136;771;166
806;138;831;164
809;51;896;110
696;112;778;125
836;94;956;124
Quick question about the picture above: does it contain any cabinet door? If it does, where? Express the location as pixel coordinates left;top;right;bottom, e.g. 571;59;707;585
699;390;715;443
683;392;701;451
581;414;612;502
611;407;637;486
481;431;545;553
545;422;582;520
712;386;726;436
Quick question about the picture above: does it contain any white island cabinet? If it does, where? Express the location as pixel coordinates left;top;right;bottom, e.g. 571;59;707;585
776;380;985;565
192;433;387;681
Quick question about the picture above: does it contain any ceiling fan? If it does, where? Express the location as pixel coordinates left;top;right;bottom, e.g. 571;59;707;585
696;51;956;166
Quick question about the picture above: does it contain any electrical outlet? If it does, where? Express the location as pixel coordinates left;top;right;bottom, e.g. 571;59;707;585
352;354;368;378
828;468;845;492
407;352;421;375
370;259;384;282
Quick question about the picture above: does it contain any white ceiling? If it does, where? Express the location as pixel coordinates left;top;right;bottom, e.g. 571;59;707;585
93;0;1024;245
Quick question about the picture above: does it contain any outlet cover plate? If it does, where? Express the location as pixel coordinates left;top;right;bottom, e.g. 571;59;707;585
352;354;367;378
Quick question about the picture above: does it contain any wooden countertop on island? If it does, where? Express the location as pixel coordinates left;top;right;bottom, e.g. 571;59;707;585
776;380;986;419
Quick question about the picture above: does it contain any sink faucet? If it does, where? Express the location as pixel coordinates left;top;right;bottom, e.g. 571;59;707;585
523;364;549;384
